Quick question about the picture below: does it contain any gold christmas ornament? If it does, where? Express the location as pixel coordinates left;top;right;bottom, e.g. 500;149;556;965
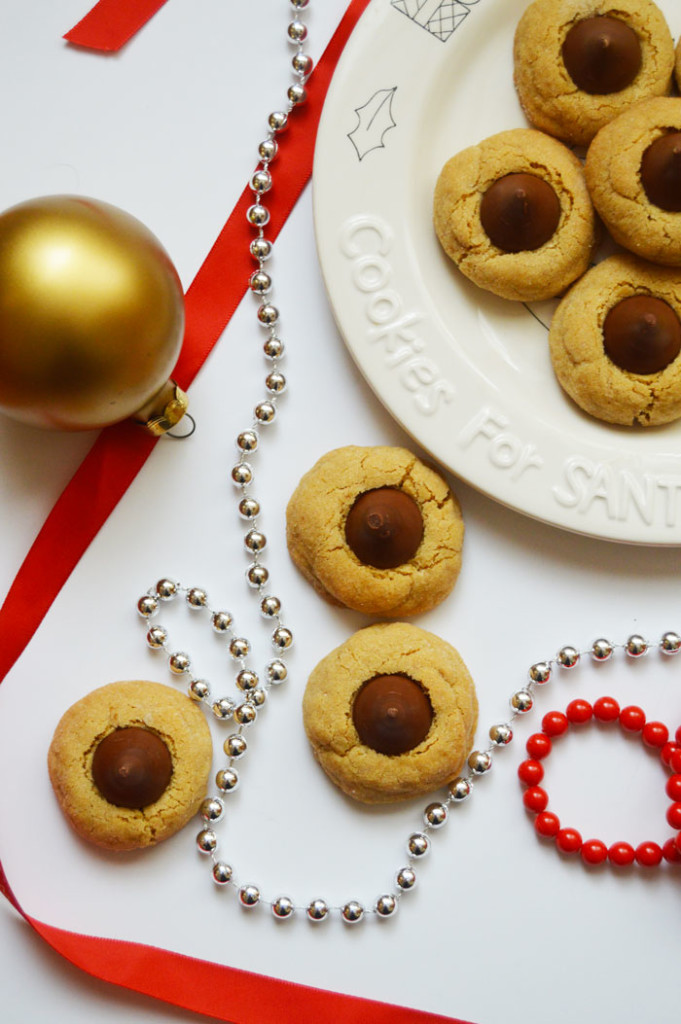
0;195;187;432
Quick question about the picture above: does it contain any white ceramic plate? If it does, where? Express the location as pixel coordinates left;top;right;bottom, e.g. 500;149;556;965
313;0;681;545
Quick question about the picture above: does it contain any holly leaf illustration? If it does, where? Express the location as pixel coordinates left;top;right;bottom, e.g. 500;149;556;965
347;87;397;161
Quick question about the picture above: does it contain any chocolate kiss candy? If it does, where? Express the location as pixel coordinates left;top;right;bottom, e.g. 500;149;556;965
562;16;641;95
92;726;173;808
603;295;681;375
479;173;561;253
345;487;424;569
352;674;433;756
640;132;681;213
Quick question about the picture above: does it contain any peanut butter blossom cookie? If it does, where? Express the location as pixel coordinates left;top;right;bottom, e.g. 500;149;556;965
585;97;681;266
302;622;478;804
513;0;674;147
433;128;596;302
286;445;464;617
549;254;681;426
48;680;213;851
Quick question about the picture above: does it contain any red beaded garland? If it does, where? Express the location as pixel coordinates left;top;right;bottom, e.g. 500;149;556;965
518;699;681;872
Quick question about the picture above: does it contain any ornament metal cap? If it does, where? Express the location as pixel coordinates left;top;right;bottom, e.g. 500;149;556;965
134;379;190;437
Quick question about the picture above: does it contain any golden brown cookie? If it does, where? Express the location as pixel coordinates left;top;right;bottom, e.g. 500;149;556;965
549;254;681;426
286;446;464;617
302;623;478;804
514;0;674;147
676;35;681;92
585;97;681;266
433;128;596;302
48;680;213;851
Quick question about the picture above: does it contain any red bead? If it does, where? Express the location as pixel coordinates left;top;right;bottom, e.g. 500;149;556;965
619;705;646;732
581;839;608;865
566;699;592;724
541;711;569;737
642;720;669;748
535;811;560;837
666;774;681;801
556;828;582;854
608;841;635;866
670;749;681;774
661;742;680;767
635;841;663;867
518;759;544;786
676;833;681;856
666;802;681;830
526;733;552;759
593;696;620;722
663;837;681;863
676;726;681;745
523;786;549;812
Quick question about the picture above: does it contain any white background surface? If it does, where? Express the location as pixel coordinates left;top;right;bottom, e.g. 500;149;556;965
0;2;680;1023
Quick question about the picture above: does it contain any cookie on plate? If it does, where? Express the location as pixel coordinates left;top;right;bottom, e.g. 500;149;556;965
286;446;464;617
514;0;674;147
433;128;596;302
302;622;478;804
585;97;681;266
549;254;681;426
48;680;213;851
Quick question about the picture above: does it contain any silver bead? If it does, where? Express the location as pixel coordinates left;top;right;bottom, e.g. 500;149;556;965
489;723;513;746
272;896;294;919
212;861;233;885
268;110;288;132
272;626;293;650
236;669;259;692
660;631;681;655
186;587;208;608
237;430;258;452
189;678;210;701
265;371;286;394
156;578;178;601
249;270;272;295
592;638;613;661
212;610;233;632
287;83;306;105
267;659;287;684
292;52;313;76
287;20;307;43
239;497;260;519
264;336;284;359
250;169;272;194
257;139;278;164
247;203;269;227
510;689;533;713
216;767;239;792
290;0;310;8
449;776;472;802
212;698;235;720
407;832;430;858
137;594;158;618
306;899;328;922
468;749;492;774
424;802;448;828
196;828;217;853
201;797;223;822
245;529;267;552
254;401;276;423
257;304;279;327
557;645;580;668
239;885;260;908
224;734;247;759
250;688;267;707
250;235;272;260
341;901;364;924
626;634;648;658
146;625;167;649
247;563;269;588
229;636;250;659
529;661;551;684
234;702;257;726
261;595;281;617
396;867;416;891
169;651;190;674
375;894;397;918
231;462;253;486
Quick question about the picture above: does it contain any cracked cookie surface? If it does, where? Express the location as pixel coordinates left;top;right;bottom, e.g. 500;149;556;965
302;622;478;804
548;253;681;426
48;680;213;851
585;97;681;266
433;128;596;302
513;0;674;146
286;446;464;617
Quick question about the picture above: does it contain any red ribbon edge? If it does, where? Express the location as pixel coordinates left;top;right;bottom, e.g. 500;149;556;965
64;0;171;52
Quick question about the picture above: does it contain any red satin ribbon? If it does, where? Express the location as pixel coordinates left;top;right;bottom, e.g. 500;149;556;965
0;1;473;1021
64;0;170;51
